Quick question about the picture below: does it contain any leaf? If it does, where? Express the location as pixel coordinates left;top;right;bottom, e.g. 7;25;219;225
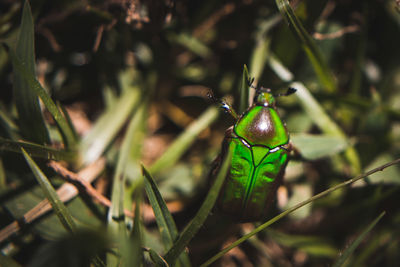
239;64;250;114
291;133;348;160
21;148;76;233
147;248;169;267
333;211;385;267
128;193;144;267
9;49;77;148
275;0;337;92
80;88;140;164
12;0;49;145
164;149;232;266
0;137;75;161
142;165;191;267
150;106;219;175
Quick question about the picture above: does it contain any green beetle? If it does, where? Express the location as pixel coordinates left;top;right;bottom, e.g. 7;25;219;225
211;84;295;222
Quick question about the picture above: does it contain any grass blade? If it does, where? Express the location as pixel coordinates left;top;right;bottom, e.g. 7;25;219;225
80;88;140;164
107;102;145;266
275;0;337;92
21;148;76;233
238;64;250;114
142;165;191;267
291;82;360;173
333;211;385;267
200;158;400;266
9;49;77;148
0;137;75;161
267;55;361;174
150;105;219;175
12;0;49;145
164;149;232;266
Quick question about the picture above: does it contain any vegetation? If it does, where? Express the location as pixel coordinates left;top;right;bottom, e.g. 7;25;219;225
0;0;399;266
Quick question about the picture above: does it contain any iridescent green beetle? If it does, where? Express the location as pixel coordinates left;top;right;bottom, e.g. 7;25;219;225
212;85;296;222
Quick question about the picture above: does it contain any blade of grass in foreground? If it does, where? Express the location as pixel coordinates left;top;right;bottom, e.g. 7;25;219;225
163;150;232;266
21;148;76;234
107;103;145;266
333;211;385;267
200;158;400;267
0;137;75;161
275;0;337;92
238;64;250;114
12;0;49;145
142;165;191;267
9;49;77;148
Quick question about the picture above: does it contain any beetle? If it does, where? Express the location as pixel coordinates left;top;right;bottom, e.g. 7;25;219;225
211;83;296;222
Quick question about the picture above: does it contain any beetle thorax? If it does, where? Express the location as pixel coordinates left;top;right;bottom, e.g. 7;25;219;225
234;105;289;149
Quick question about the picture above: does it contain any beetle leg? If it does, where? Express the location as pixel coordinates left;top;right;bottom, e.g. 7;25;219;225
286;142;308;161
220;100;239;120
207;90;239;120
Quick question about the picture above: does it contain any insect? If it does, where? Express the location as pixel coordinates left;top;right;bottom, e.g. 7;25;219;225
211;82;296;222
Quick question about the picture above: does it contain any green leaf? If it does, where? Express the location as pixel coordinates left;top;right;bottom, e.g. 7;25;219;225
128;193;144;267
80;88;140;164
291;82;360;173
291;133;348;160
275;0;337;92
12;0;49;145
146;248;169;267
9;49;77;148
239;64;250;114
21;148;76;234
249;37;270;83
107;102;145;266
150;106;219;175
333;211;385;267
142;165;191;267
0;136;75;161
164;149;232;266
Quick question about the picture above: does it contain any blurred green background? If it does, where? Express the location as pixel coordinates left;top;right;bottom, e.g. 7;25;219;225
0;0;400;266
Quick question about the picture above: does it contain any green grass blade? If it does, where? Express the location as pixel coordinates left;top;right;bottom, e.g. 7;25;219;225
127;192;144;267
200;158;400;267
80;88;140;164
290;134;348;160
142;165;178;246
142;165;191;267
266;55;361;173
333;211;385;267
150;105;219;175
0;137;75;161
146;248;169;267
9;49;77;148
21;148;76;233
291;82;360;173
107;102;145;266
275;0;337;92
249;37;270;84
239;64;250;114
12;0;49;145
164;149;232;266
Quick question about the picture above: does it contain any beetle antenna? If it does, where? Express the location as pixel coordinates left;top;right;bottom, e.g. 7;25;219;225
274;87;297;98
207;90;238;120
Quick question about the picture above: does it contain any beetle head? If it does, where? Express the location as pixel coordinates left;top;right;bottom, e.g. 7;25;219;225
254;87;275;107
